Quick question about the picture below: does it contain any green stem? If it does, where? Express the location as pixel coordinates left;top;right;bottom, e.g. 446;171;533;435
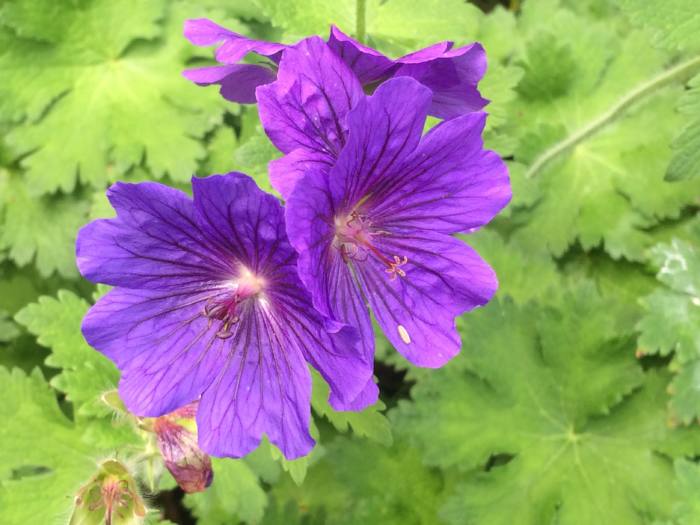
525;54;700;179
356;0;366;44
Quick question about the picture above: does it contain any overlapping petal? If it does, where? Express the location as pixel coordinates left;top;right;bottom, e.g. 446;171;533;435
184;18;285;63
257;36;363;158
79;173;373;459
183;64;276;104
286;77;508;368
184;19;487;120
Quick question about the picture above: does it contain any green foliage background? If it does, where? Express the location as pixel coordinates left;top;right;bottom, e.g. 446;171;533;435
1;0;700;523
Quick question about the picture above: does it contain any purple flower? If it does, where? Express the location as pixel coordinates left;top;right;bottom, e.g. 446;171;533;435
284;76;511;368
76;173;373;459
183;19;487;119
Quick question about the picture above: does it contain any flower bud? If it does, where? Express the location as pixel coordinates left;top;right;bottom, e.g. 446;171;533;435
70;459;146;525
153;402;213;493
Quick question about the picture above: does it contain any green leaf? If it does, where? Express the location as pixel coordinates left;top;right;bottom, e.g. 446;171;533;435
394;290;700;524
270;438;446;525
184;457;267;525
619;0;700;53
0;171;89;277
466;230;560;305
232;121;280;195
311;371;392;446
666;459;700;525
200;124;238;176
667;72;700;181
0;0;225;194
15;290;118;416
638;239;700;424
255;0;482;52
0;310;19;343
0;368;103;525
510;3;700;260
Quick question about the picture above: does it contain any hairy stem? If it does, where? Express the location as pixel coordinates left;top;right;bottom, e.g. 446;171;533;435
525;54;700;179
356;0;366;44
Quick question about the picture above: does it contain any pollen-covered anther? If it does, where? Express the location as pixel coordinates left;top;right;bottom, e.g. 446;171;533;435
386;255;408;279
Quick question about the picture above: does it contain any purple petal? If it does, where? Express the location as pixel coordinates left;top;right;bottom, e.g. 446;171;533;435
191;173;293;275
285;169;377;366
328;77;432;206
327;25;394;84
371;112;511;234
397;41;453;63
269;149;334;199
83;287;225;416
395;43;488;119
193;173;373;410
257;36;363;157
76;182;228;289
356;232;497;367
184;18;285;64
183;64;276;104
196;306;315;459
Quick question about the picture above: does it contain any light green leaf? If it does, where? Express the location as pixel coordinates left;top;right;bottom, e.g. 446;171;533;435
667;72;700;181
511;3;700;260
0;0;225;194
638;239;700;423
0;368;104;525
0;171;89;277
15;290;118;416
619;0;700;53
666;459;700;525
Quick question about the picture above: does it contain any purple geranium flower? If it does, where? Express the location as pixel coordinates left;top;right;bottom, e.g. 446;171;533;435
284;76;511;368
76;173;373;459
183;19;486;119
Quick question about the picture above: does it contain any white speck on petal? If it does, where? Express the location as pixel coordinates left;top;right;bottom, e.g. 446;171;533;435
398;325;411;344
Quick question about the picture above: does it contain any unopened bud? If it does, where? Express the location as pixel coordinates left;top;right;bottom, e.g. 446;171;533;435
70;459;146;525
153;402;213;493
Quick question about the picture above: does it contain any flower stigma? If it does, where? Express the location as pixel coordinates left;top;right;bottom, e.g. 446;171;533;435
204;267;266;339
334;210;408;280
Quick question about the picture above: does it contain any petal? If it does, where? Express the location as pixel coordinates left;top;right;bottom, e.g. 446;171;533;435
286;169;376;370
191;173;293;276
196;307;314;459
371;112;512;234
331;377;379;411
184;18;285;64
395;43;488;119
183;64;276;104
83;287;226;416
193;173;372;408
357;232;497;367
327;25;395;84
397;41;453;63
257;36;363;156
327;76;432;207
153;412;213;493
269;148;334;199
76;182;228;289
